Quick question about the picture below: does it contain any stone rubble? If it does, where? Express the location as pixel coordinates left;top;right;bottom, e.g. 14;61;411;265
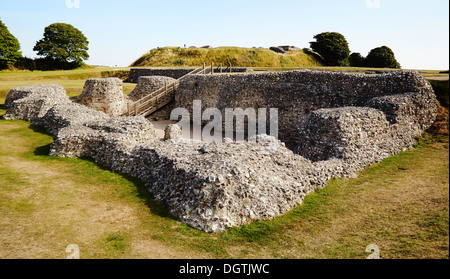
164;124;183;140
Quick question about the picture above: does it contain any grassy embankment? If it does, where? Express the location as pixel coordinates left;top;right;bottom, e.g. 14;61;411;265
0;68;448;259
130;47;323;68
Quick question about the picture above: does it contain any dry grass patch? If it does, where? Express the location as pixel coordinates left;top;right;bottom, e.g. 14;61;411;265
0;119;206;259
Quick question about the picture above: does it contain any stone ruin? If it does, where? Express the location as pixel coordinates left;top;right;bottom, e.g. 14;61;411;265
127;76;177;102
76;78;128;117
2;70;438;233
269;45;301;54
128;67;253;83
73;76;178;118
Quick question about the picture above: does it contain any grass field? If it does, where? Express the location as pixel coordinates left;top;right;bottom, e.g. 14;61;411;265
0;67;448;259
0;67;135;98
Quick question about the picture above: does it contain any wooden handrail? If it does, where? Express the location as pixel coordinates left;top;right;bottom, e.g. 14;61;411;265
129;63;215;117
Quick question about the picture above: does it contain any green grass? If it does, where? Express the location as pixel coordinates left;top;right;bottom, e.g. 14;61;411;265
0;67;128;81
429;80;449;107
130;47;323;68
0;67;135;98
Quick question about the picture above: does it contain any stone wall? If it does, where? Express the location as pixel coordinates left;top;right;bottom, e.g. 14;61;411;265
76;78;129;117
128;76;177;101
1;70;439;233
4;84;67;108
176;70;438;152
128;67;253;83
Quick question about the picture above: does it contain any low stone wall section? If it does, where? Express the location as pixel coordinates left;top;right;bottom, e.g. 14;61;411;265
128;67;253;83
4;84;67;108
3;93;72;124
127;76;177;101
297;107;396;163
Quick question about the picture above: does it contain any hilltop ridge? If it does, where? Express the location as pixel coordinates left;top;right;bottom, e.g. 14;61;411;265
130;46;323;68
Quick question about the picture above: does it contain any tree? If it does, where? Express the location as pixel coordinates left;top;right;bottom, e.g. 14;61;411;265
365;46;400;68
310;32;350;66
349;52;366;67
33;23;89;66
0;19;22;68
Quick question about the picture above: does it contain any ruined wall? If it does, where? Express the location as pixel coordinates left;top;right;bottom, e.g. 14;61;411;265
76;78;129;117
4;84;67;108
128;67;253;83
176;70;438;152
1;70;439;233
128;76;177;101
2;86;323;232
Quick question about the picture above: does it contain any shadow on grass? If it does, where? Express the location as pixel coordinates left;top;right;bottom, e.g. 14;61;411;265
29;124;54;137
28;124;176;222
34;143;52;156
0;104;6;118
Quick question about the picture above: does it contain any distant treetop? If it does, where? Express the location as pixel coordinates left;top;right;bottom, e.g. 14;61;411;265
310;32;350;66
33;23;89;66
0;19;22;68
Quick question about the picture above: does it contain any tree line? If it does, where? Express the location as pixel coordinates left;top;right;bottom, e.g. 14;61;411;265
0;19;89;70
309;32;400;68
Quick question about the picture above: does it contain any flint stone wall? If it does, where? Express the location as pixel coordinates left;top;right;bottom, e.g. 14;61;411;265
77;78;128;117
1;70;439;233
176;70;438;155
128;67;253;83
4;84;67;108
128;76;177;101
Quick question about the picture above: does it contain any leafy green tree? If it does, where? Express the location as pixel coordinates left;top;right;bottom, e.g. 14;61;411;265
365;46;400;68
310;32;350;66
349;52;366;67
0;19;22;68
33;23;89;66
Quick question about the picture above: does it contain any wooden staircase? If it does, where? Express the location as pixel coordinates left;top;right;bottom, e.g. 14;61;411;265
127;62;227;117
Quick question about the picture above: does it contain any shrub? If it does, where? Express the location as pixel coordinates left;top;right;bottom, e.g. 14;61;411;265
365;46;400;68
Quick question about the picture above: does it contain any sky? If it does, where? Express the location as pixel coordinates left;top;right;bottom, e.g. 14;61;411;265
1;0;449;70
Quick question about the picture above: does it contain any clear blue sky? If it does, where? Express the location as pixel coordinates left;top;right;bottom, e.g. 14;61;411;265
1;0;449;69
